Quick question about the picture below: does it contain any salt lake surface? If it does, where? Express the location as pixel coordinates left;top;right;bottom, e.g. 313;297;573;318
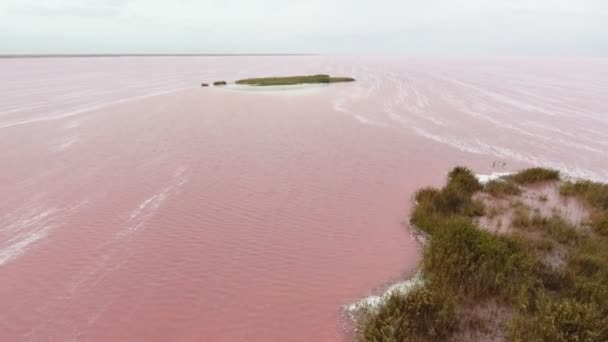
1;56;607;341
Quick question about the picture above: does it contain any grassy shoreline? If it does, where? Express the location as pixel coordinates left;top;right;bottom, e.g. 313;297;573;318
355;167;608;341
235;74;355;86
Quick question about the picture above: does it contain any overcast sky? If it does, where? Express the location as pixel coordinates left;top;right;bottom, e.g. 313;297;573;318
1;0;606;55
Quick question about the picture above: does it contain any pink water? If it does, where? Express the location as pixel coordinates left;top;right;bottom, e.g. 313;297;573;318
1;56;607;341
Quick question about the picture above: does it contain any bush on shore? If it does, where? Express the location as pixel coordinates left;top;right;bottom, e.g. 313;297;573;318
422;218;535;300
509;167;560;184
358;285;456;342
411;167;484;234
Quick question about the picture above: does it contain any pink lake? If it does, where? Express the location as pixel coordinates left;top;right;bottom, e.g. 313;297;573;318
1;56;607;341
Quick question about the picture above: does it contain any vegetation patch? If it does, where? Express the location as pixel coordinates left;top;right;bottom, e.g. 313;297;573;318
560;180;608;209
561;180;608;236
235;74;355;86
484;179;522;198
591;211;608;236
356;166;608;342
509;167;560;184
509;295;606;341
357;286;457;342
422;218;534;300
213;81;227;86
411;167;484;235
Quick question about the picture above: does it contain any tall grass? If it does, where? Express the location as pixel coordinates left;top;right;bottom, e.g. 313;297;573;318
422;218;535;300
484;179;521;197
560;181;608;209
509;294;607;341
411;167;484;234
358;286;456;342
561;180;608;235
510;167;560;184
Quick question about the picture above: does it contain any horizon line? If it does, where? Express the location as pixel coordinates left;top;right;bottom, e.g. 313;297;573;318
0;53;319;59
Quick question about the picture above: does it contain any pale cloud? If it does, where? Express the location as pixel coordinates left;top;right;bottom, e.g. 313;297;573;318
0;0;606;55
5;0;126;17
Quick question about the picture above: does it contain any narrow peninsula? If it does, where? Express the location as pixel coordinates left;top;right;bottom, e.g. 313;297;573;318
354;167;608;341
235;74;355;86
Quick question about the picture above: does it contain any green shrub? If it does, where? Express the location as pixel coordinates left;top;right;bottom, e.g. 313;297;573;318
411;188;444;234
561;180;608;236
422;218;535;300
570;254;603;277
535;266;573;292
358;286;457;342
512;206;531;228
512;209;580;245
567;238;608;287
510;168;560;184
527;238;555;253
509;296;607;342
411;188;484;235
484;180;522;197
560;181;608;210
590;210;608;235
410;167;485;234
530;215;581;245
447;166;482;194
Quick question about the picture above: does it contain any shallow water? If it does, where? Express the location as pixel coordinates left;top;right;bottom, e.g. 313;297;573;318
1;56;607;341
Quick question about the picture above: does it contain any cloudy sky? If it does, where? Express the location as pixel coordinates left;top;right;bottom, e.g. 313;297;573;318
1;0;606;55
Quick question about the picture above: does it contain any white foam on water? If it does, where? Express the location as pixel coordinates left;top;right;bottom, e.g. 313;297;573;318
473;142;608;183
63;120;82;129
413;127;485;154
52;135;80;152
224;83;328;94
0;199;89;267
118;166;189;238
475;172;513;185
129;189;169;221
412;123;608;183
0;87;191;129
0;206;55;266
121;187;171;237
346;272;425;316
332;98;349;113
3;209;53;234
0;230;50;266
354;115;386;127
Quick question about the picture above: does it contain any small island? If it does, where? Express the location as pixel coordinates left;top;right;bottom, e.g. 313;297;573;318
213;81;227;86
353;167;608;341
235;74;355;86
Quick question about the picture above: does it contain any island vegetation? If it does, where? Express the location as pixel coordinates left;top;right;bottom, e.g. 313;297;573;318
355;166;608;341
235;74;355;86
213;81;227;86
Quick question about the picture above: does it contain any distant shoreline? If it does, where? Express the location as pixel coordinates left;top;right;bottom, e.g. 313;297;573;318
0;53;317;59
